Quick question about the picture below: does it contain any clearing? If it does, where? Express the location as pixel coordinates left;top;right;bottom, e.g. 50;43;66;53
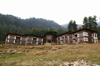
0;43;100;66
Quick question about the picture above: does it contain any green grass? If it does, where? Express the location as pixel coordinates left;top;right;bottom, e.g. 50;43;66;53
0;43;100;65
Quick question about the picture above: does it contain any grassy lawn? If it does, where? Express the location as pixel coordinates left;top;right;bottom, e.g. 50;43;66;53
0;43;100;66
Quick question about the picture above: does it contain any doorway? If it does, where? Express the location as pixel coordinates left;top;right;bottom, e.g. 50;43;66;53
48;40;51;43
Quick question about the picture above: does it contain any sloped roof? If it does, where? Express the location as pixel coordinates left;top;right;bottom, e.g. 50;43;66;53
57;28;98;37
70;28;98;33
6;32;43;38
44;31;57;36
6;28;98;38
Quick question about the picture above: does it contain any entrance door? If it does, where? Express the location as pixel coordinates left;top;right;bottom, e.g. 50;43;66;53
48;40;51;43
15;37;20;44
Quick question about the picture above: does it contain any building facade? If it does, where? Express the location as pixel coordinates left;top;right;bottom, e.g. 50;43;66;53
57;28;98;44
5;33;43;45
5;28;98;45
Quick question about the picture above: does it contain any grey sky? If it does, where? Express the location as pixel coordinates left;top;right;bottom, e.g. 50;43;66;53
0;0;100;25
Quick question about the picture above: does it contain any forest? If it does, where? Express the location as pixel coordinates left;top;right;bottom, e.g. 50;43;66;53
0;14;65;41
0;13;100;42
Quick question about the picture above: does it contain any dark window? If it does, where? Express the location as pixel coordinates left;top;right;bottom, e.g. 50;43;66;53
65;36;67;38
9;40;14;43
65;40;68;42
21;41;26;44
27;41;32;44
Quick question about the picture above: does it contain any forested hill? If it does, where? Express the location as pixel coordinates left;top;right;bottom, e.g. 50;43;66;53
0;14;62;29
0;13;64;41
23;18;62;29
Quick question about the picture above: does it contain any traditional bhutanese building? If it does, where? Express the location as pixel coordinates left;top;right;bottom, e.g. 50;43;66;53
5;28;98;45
56;28;98;44
5;33;43;45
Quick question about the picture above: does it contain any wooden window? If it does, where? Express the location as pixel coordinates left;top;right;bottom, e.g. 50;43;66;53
28;37;33;40
60;41;63;44
83;37;88;41
21;41;26;44
58;38;60;40
65;40;68;42
78;38;80;42
83;32;88;36
73;40;75;43
38;38;43;41
21;37;26;40
86;38;88;41
8;35;16;39
80;38;83;41
60;37;62;40
72;35;75;38
92;34;93;37
77;34;79;37
92;39;93;42
47;36;52;39
27;41;32;44
96;33;97;37
9;40;14;43
69;35;72;38
65;35;67;38
38;42;41;45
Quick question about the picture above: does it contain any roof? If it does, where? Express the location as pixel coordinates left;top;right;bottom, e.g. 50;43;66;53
6;28;98;38
57;32;70;36
70;28;98;33
57;28;98;37
44;31;57;35
6;32;43;38
6;32;20;35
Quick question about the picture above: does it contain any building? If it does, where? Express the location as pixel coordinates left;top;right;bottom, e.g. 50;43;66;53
44;31;57;45
5;28;98;45
57;28;98;44
5;33;43;45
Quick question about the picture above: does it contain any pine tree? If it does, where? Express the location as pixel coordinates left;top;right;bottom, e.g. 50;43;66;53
67;20;77;32
83;16;98;30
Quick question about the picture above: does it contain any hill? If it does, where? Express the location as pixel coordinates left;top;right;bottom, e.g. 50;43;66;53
0;13;63;40
0;14;62;29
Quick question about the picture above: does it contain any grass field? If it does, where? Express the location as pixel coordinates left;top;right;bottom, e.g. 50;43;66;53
0;42;100;66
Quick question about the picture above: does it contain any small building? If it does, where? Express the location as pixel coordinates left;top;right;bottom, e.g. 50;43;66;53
44;31;57;45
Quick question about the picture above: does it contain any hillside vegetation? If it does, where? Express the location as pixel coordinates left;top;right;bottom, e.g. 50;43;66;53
0;14;62;29
0;14;63;41
0;42;100;66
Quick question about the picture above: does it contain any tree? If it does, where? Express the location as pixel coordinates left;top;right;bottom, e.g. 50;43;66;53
67;20;77;32
48;28;55;32
97;26;100;40
73;21;77;30
83;16;98;30
56;28;66;35
68;20;73;32
22;28;31;34
83;17;88;28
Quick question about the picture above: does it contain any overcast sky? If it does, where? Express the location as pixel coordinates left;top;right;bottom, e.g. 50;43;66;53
0;0;100;25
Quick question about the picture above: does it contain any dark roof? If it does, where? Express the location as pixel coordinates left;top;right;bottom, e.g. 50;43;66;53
24;34;43;37
57;32;70;36
6;28;98;38
6;32;20;35
70;28;98;33
44;31;57;35
6;32;43;38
